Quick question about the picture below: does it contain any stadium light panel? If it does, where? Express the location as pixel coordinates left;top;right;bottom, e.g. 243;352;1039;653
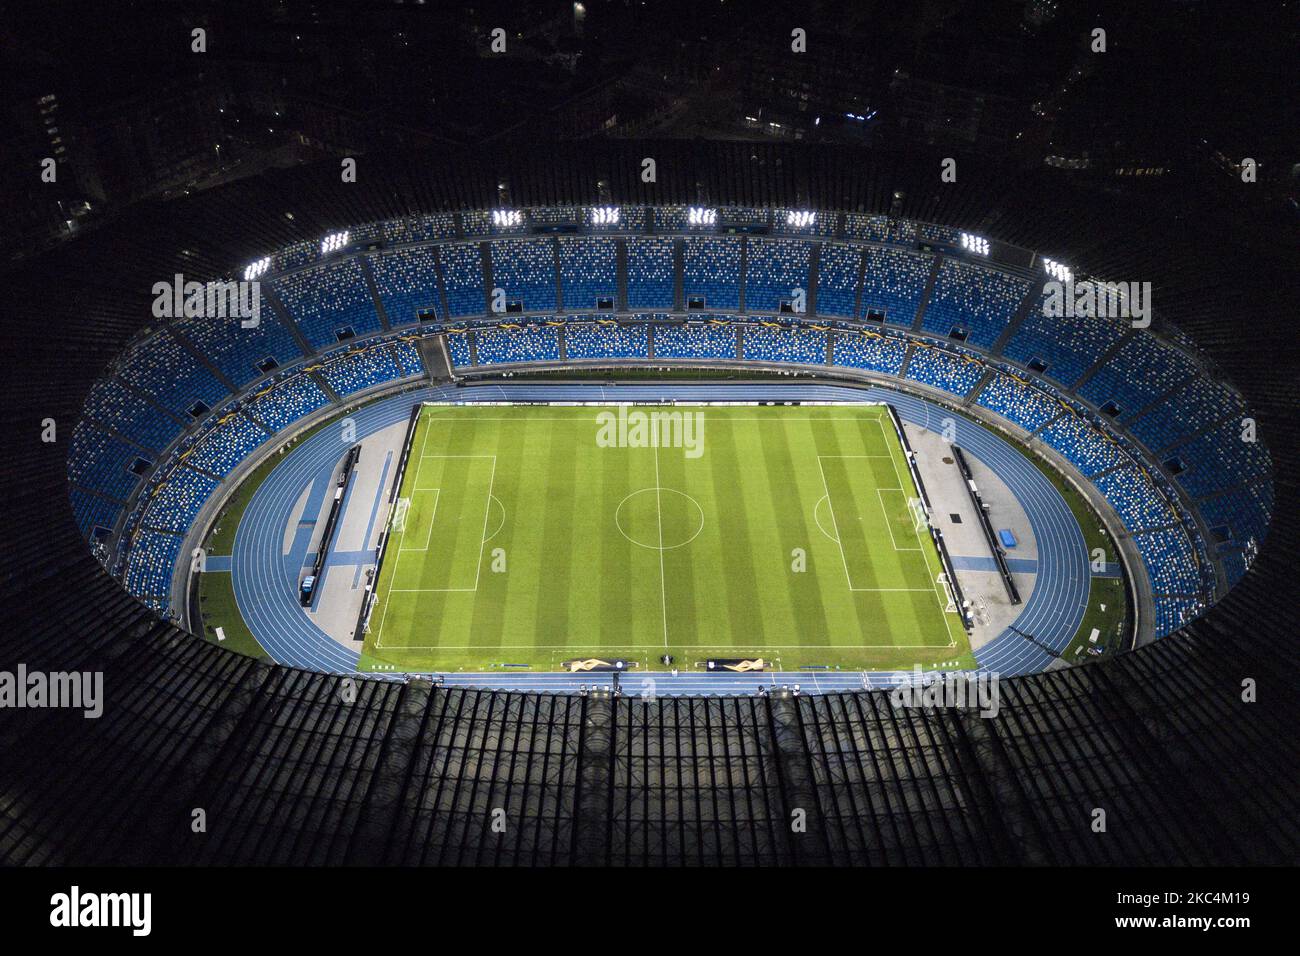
1043;258;1073;282
320;230;350;254
687;206;717;226
591;206;620;225
786;210;816;228
243;256;271;281
492;209;523;228
960;232;990;256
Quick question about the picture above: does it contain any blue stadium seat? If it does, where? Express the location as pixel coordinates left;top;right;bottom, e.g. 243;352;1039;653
922;260;1030;348
175;308;304;389
272;259;382;349
444;331;474;366
1077;333;1199;417
1093;465;1172;532
843;214;891;242
1152;594;1207;637
124;530;183;599
1174;417;1272;498
654;323;737;359
69;488;120;541
904;344;984;397
745;239;812;313
392;339;424;376
371;247;441;326
83;377;182;452
625;237;675;309
1134;527;1202;598
683;237;741;310
475;326;561;365
1002;301;1128;388
141;467;220;532
860;246;930;327
974;372;1061;432
566;322;649;359
118;329;230;416
382;213;458;243
246;374;332;433
743;325;826;364
1038;413;1127;477
68;420;146;501
1127;375;1244;453
438;243;487;318
186;413;270;477
320;345;405;396
816;243;862;318
559;238;617;310
490;238;557;311
1198;481;1272;549
831;331;906;375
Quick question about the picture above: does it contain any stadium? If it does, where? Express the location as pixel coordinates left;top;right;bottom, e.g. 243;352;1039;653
1;1;1296;884
73;203;1260;686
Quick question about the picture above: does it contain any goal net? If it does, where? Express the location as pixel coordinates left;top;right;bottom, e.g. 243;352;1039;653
391;497;411;533
908;497;930;533
937;573;958;613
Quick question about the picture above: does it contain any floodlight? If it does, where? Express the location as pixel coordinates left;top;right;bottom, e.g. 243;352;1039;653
243;256;271;281
1043;258;1073;282
320;231;350;254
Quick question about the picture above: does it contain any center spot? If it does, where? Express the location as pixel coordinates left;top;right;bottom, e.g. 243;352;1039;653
615;488;705;550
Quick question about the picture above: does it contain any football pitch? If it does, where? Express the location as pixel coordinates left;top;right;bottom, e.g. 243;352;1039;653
359;402;973;673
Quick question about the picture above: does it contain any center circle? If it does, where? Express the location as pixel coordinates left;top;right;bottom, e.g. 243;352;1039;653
614;488;705;550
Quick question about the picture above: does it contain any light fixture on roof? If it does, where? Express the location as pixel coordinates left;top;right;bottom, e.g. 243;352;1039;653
786;210;815;228
492;209;522;228
959;232;989;256
687;206;716;226
320;230;350;254
1043;258;1073;282
243;257;271;281
591;206;620;225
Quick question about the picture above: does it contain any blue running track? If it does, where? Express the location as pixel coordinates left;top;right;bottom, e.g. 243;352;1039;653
230;382;1091;693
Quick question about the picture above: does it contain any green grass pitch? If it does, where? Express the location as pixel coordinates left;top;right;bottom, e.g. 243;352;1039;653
358;403;973;673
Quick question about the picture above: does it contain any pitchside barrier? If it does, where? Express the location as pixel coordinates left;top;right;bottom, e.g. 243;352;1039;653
886;404;973;630
952;444;1022;605
352;403;423;642
303;443;361;609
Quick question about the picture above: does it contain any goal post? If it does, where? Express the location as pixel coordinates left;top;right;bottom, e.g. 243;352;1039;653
937;572;958;613
391;497;411;533
908;496;930;533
